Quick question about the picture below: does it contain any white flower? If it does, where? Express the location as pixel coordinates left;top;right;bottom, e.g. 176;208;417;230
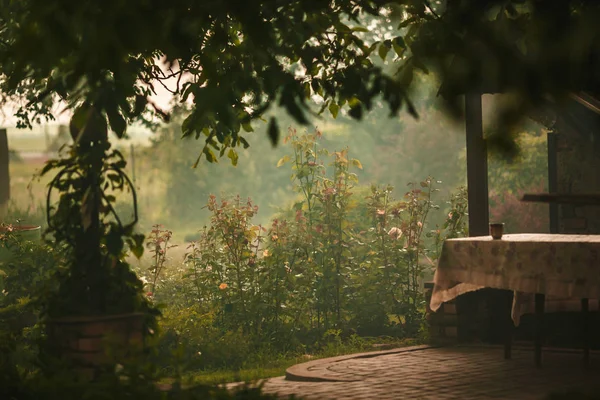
388;227;403;240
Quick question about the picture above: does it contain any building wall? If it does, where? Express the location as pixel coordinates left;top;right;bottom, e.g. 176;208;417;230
555;113;600;234
515;106;600;349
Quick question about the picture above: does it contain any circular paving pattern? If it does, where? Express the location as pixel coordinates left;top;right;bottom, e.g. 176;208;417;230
252;345;600;399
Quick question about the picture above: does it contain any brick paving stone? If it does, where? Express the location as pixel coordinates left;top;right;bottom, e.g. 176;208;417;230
255;345;600;399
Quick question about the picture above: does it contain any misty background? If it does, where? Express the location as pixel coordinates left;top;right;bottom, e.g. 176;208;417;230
4;73;549;251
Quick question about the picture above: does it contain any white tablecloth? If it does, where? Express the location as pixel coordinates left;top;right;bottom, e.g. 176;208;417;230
430;234;600;325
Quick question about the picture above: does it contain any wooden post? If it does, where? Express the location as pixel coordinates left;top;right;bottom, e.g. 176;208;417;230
0;128;9;220
465;93;489;236
547;131;559;234
455;94;490;343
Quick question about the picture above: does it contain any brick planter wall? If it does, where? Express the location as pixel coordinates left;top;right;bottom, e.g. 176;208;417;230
45;313;146;379
425;282;459;343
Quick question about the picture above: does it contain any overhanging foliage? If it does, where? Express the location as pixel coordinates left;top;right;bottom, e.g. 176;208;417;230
1;0;600;159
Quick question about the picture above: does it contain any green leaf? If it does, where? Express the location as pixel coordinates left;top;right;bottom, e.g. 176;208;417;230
351;26;369;32
239;137;250;149
133;95;147;117
364;42;378;57
303;81;311;98
227;149;239;166
310;64;321;76
106;107;127;138
398;17;416;29
393;37;406;58
70;105;91;135
242;122;254;132
277;155;291;167
181;82;196;103
129;234;145;259
267;117;279;147
348;105;363;120
393;36;406;48
328;102;340;118
181;113;196;137
378;41;392;61
351;159;363;169
281;90;308;125
393;45;405;58
203;146;218;163
347;97;361;108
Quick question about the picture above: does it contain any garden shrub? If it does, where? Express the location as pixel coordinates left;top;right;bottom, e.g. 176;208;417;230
1;129;471;386
0;229;61;353
144;130;469;373
0;226;65;392
156;305;256;371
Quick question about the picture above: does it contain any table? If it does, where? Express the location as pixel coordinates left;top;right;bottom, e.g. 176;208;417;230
430;234;600;367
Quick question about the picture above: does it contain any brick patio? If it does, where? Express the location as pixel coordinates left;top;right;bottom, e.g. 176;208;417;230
248;345;600;399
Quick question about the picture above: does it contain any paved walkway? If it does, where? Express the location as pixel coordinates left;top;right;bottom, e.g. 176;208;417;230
250;345;600;399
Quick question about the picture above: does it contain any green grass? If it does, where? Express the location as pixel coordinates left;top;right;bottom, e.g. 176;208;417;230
6;161;52;219
183;358;304;387
173;337;421;387
6;134;48;152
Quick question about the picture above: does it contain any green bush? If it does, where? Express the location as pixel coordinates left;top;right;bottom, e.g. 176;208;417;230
156;305;256;371
0;228;62;389
143;133;469;374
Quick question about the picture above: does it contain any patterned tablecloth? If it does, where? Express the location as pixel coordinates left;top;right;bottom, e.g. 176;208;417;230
430;234;600;325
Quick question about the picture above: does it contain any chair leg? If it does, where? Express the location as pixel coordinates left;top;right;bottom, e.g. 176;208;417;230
582;298;590;369
504;291;513;360
535;293;545;368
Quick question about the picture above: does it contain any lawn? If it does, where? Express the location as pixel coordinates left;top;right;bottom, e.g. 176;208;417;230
6;132;50;152
5;160;51;224
168;338;420;387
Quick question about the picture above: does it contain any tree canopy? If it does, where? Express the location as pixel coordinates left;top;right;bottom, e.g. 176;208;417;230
1;0;599;160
